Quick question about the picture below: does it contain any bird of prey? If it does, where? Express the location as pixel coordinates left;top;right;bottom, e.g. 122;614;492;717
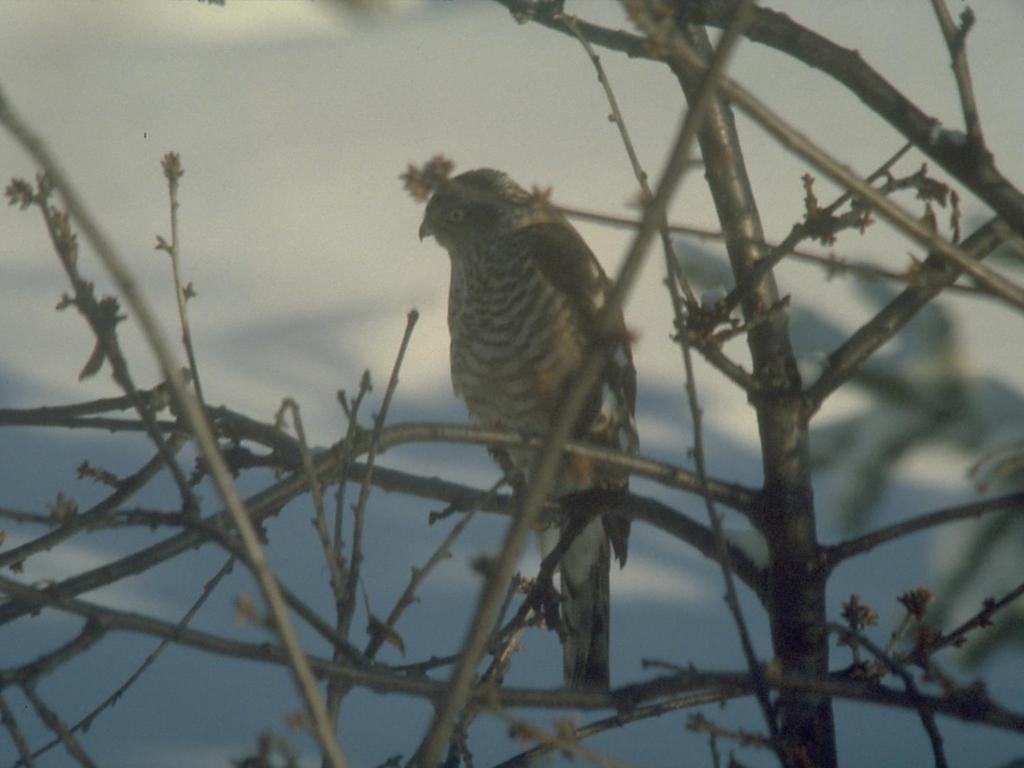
419;168;638;689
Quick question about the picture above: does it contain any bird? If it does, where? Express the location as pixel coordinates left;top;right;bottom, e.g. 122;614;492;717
418;168;638;689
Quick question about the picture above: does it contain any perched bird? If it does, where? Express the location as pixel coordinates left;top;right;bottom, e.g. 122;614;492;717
419;168;638;689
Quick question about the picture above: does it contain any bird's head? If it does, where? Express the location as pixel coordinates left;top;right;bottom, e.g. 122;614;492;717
419;168;542;252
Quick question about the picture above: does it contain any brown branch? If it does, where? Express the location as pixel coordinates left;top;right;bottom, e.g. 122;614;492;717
665;21;1024;309
719;142;912;319
625;494;765;597
627;4;784;752
0;399;760;516
0;87;347;767
332;372;371;591
6;176;196;510
340;310;418;640
0;692;35;768
563;11;698;309
934;579;1024;656
21;685;95;768
829;623;948;768
155;151;205;404
496;0;1024;240
1;622;103;688
627;7;836;762
13;558;236;767
485;709;638;768
4;573;1023;739
805;217;1010;415
0;419;760;633
556;199;994;298
929;1;981;145
277;399;346;611
825;491;1024;569
493;688;745;768
679;0;1024;237
0;436;186;570
0;380;173;421
498;1;1024;307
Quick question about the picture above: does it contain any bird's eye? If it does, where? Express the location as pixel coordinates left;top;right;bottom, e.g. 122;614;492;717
447;208;465;224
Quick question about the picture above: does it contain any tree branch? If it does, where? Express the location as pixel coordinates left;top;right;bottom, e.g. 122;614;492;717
825;491;1024;569
0;85;348;768
805;217;1010;414
680;0;1024;237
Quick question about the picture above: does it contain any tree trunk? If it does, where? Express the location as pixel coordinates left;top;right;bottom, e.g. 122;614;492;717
672;24;836;768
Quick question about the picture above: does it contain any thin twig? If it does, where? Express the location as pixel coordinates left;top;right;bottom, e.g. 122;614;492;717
0;436;186;570
364;493;487;659
493;688;744;768
6;622;103;685
4;572;1024;735
506;0;1024;307
658;24;1024;308
0;87;348;768
333;373;372;575
486;709;640;768
631;0;783;749
10;176;197;510
825;491;1024;568
0;692;35;768
592;5;771;726
719;142;913;318
934;579;1024;655
564;11;698;309
15;558;235;767
805;217;1009;414
339;310;419;639
21;685;96;768
929;0;982;145
557;197;994;297
156;152;205;404
0;406;761;515
278;398;346;606
0;422;762;632
829;623;947;768
326;313;418;761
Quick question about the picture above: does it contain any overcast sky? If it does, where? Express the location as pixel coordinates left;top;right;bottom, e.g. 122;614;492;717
1;2;1022;766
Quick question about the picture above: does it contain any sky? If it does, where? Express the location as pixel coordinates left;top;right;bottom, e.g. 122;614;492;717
0;1;1022;766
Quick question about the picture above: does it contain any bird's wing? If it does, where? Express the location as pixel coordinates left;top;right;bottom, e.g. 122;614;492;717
498;222;638;448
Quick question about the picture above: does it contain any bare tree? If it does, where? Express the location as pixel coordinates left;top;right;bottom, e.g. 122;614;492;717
1;2;1022;767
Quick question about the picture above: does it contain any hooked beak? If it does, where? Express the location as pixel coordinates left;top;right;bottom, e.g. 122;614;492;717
418;216;433;241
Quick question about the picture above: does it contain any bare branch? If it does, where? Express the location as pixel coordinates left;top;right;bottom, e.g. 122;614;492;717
493;688;744;768
21;685;96;768
340;310;419;640
4;572;1023;741
0;692;35;768
627;2;784;752
680;0;1024;236
486;708;640;768
934;579;1024;656
0;85;348;768
929;1;981;145
805;217;1010;414
277;398;347;610
0;437;185;570
719;142;912;318
156;151;205;404
826;491;1024;568
11;559;234;766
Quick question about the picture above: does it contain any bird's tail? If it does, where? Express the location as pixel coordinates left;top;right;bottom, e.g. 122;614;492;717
559;515;611;689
